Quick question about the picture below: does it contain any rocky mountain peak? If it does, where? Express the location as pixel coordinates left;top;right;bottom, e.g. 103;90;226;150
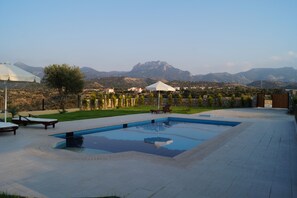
128;61;190;81
131;61;173;72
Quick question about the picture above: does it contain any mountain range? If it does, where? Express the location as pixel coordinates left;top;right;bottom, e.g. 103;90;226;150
13;61;297;84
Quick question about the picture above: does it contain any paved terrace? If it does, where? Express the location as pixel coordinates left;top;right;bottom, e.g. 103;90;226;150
0;108;296;198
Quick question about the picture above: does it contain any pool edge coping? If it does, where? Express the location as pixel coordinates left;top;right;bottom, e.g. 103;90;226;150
36;115;251;167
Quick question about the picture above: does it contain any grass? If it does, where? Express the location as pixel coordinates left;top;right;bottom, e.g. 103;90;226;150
34;106;220;122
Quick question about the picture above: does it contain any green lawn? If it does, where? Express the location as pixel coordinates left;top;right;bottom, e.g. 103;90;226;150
35;106;219;122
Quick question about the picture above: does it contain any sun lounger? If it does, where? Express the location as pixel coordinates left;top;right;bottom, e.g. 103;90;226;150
0;122;18;135
162;104;172;113
150;104;172;114
12;115;58;129
150;109;163;114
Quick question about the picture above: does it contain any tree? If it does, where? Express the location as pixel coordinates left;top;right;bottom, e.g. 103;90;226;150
43;64;84;111
139;95;145;106
177;94;183;105
167;93;173;105
208;95;214;107
111;94;117;108
230;94;236;108
149;92;154;105
197;95;203;107
217;93;223;107
118;95;123;107
90;93;96;110
188;94;193;106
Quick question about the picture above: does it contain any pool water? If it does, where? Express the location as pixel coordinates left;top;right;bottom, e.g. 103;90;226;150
56;118;238;157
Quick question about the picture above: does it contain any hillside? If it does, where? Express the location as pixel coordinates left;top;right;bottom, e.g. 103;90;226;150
86;77;155;90
14;61;44;78
248;80;297;89
192;72;250;84
238;67;297;82
13;61;297;84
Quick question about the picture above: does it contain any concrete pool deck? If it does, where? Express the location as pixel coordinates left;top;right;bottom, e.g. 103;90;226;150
0;108;296;197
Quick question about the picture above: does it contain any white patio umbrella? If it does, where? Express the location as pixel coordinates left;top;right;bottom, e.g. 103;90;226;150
0;63;41;122
145;81;175;109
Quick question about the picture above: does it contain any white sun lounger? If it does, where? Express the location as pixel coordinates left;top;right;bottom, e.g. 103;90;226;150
0;122;19;135
12;115;58;129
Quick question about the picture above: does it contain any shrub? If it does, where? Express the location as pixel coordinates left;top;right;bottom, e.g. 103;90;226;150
139;95;145;105
7;106;19;118
167;93;173;105
177;94;183;105
118;95;123;107
217;93;222;107
197;95;203;107
148;93;154;105
89;96;96;110
188;94;193;106
112;95;117;108
230;94;235;108
241;95;252;107
208;96;213;107
81;99;88;110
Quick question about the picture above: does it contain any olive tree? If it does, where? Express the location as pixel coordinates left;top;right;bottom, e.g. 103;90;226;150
43;64;84;111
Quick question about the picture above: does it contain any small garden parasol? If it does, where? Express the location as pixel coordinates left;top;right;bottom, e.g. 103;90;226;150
145;81;175;109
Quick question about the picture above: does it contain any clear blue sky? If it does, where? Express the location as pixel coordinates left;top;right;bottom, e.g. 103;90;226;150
0;0;296;74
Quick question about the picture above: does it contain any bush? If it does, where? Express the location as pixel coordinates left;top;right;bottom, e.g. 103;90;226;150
197;96;203;107
217;93;222;107
208;96;213;107
188;94;193;106
230;95;235;108
167;94;173;105
139;95;145;106
7;106;19;118
112;95;117;108
177;94;183;105
241;95;252;107
82;99;88;110
148;93;154;105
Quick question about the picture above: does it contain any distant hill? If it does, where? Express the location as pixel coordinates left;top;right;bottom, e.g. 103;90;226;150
248;80;297;89
192;67;297;84
14;62;44;78
237;67;297;82
88;77;155;89
13;61;297;84
192;72;250;84
80;67;126;79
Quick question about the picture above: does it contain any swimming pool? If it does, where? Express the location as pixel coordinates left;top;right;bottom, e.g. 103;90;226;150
54;117;240;157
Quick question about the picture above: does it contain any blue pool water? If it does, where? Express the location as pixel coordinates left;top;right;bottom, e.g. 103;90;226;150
55;117;239;157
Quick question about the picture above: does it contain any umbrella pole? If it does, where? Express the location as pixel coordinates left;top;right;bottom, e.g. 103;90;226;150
4;82;7;123
158;91;160;109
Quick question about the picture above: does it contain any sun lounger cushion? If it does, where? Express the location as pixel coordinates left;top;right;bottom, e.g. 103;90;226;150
12;116;58;129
